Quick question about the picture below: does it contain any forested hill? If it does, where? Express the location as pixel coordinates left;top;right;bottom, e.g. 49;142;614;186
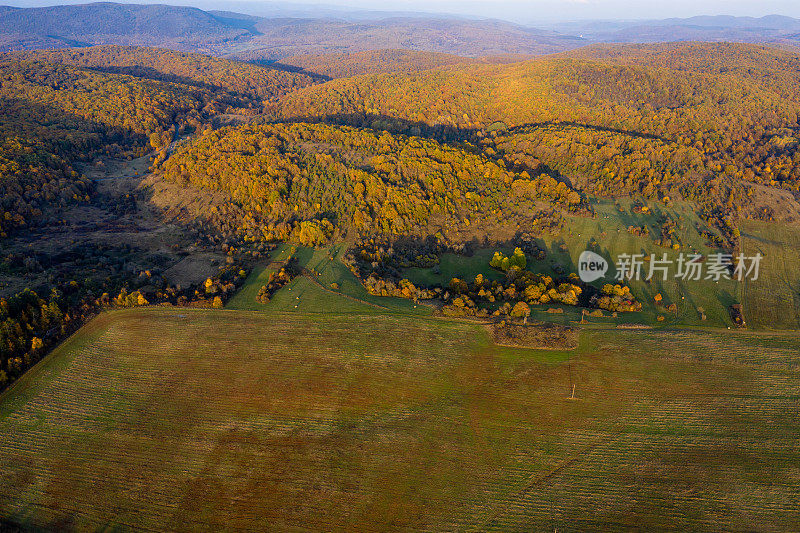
157;122;582;243
0;3;252;51
280;42;800;194
0;47;318;239
276;50;478;79
0;2;585;57
271;41;800;251
0;58;209;237
559;41;800;75
5;46;316;101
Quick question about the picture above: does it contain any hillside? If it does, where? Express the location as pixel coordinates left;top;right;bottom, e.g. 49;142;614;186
0;2;585;57
0;51;292;390
276;49;477;79
0;58;220;237
5;46;316;101
275;49;537;79
155;122;582;243
0;2;252;52
280;43;800;204
560;41;800;74
281;42;800;135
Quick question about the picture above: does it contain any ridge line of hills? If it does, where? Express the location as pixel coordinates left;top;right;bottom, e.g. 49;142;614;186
3;2;800;58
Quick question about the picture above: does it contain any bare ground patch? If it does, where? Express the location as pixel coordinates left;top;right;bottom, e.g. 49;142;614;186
746;184;800;224
489;322;578;350
163;253;227;287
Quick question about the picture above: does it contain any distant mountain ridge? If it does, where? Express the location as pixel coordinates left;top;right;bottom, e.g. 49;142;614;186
230;17;584;60
0;2;585;57
653;15;800;30
2;3;800;58
0;2;254;51
555;14;800;45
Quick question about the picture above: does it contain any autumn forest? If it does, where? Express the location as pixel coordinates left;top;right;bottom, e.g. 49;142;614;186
1;10;800;528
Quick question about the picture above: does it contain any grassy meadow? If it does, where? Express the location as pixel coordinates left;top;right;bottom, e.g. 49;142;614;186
404;198;746;328
740;220;800;330
227;243;429;315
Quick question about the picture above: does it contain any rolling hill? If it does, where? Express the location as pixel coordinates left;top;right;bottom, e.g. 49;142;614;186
0;2;254;52
4;45;316;101
275;49;477;79
279;43;800;199
0;2;585;57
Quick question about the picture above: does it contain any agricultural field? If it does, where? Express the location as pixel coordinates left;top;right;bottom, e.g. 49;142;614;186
0;296;798;530
740;220;800;330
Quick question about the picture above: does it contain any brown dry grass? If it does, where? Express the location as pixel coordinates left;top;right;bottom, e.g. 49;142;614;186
489;322;578;350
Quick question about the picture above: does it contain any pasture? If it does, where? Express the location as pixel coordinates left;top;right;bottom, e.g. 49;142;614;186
404;198;747;328
0;304;798;531
740;220;800;330
227;243;429;315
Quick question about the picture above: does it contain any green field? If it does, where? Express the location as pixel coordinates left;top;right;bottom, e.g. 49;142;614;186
404;198;747;328
230;198;800;331
227;243;430;316
1;299;799;530
740;220;800;330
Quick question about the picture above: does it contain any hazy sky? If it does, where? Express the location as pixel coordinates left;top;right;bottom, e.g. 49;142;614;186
7;0;800;22
323;0;800;21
